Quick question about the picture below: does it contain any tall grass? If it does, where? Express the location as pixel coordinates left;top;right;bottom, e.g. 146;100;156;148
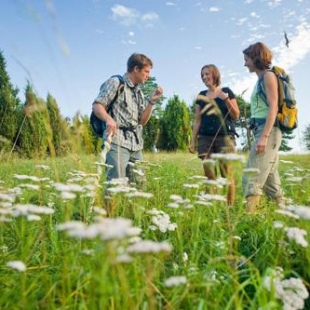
0;152;310;309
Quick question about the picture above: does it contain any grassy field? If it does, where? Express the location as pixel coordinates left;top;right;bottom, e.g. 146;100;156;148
0;151;310;309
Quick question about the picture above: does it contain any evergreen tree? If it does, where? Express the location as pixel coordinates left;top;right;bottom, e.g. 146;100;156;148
0;51;21;152
71;112;95;154
46;93;71;156
280;131;293;152
141;77;164;151
159;95;190;151
18;84;52;158
303;124;310;151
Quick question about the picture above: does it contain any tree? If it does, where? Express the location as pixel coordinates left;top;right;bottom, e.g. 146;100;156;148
17;83;52;158
71;112;95;154
235;95;251;151
158;95;191;151
0;51;21;152
46;93;72;156
141;77;165;151
303;124;310;151
279;131;293;152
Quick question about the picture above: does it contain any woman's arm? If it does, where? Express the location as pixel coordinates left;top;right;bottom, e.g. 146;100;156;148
218;89;240;120
261;71;278;138
255;71;278;154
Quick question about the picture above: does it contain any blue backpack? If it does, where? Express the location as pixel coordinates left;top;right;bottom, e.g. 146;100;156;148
90;75;124;138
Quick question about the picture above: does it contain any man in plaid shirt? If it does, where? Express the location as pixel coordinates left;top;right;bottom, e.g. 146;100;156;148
93;53;163;185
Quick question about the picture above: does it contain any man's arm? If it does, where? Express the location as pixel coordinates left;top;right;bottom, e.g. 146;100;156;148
139;86;163;125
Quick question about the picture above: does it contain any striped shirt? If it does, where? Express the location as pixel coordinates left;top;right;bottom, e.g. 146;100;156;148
94;74;147;151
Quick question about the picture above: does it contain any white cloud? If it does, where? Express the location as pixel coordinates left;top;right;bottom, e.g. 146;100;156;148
236;17;248;26
268;0;282;8
250;12;260;18
231;19;310;100
111;4;139;26
209;7;220;12
165;2;176;6
273;20;310;70
111;5;159;27
141;12;159;22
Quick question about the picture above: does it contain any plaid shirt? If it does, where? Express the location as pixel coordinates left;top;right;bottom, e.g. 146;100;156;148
94;74;147;151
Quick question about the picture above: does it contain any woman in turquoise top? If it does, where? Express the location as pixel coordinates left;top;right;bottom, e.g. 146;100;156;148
242;42;284;213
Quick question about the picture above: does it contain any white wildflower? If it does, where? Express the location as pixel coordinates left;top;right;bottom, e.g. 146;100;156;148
280;160;294;164
170;194;183;201
93;207;107;216
285;176;304;183
0;202;12;208
125;191;153;199
211;153;245;163
127;240;172;254
232;236;241;241
115;253;133;264
292;205;310;220
6;260;26;272
27;214;42;221
195;201;213;206
81;249;95;255
53;182;84;192
285;227;308;247
195;192;226;203
263;267;309;310
0;193;15;203
275;209;299;219
167;202;179;209
151;213;177;233
19;184;40;190
164;276;187;287
0;208;13;215
183;252;188;263
107;186;136;194
56;221;87;231
183;183;200;189
146;208;163;215
60;191;76;200
95;218;141;241
132;169;144;176
273;221;284;229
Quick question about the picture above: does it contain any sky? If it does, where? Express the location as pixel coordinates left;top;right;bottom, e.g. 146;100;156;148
1;0;310;152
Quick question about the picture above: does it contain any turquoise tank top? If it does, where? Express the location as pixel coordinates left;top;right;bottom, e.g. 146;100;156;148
250;81;269;119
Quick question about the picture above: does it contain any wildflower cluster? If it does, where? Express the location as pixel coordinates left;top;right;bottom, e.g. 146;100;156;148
263;267;309;310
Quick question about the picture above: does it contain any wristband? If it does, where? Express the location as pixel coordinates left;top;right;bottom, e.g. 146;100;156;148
149;100;155;106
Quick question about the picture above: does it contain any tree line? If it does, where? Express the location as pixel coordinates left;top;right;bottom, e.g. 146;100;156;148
0;51;299;160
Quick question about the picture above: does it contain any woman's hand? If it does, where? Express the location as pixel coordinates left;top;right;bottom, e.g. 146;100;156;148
188;141;195;153
255;135;269;154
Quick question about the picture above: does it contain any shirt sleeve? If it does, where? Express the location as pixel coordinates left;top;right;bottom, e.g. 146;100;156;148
94;77;121;108
224;87;236;99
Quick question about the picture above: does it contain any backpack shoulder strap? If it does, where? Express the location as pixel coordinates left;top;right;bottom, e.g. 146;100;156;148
257;69;276;106
107;75;125;113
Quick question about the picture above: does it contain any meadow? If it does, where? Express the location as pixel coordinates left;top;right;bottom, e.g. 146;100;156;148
0;151;310;309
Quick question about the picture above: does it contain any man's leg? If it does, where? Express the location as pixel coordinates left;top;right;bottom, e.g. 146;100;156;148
106;143;130;182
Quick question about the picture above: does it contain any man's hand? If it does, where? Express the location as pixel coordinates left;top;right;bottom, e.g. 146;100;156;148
149;86;163;104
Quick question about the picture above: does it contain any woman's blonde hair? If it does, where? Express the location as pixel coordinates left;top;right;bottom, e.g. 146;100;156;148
201;64;221;86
